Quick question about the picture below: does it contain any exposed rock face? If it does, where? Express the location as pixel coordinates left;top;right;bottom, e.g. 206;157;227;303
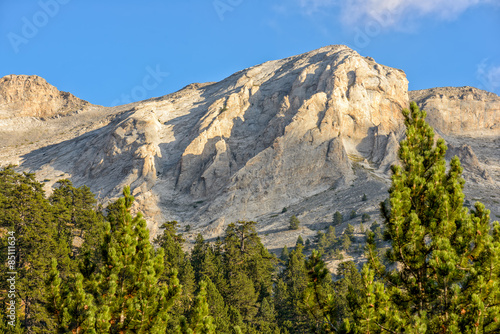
0;74;91;118
8;45;409;236
1;46;498;245
446;144;492;182
410;86;500;136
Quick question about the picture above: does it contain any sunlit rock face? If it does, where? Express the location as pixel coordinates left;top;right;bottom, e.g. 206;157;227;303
410;86;500;136
12;46;500;242
0;74;91;118
1;46;410;236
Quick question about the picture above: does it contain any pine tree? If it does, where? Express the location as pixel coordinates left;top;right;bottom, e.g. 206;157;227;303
258;297;276;324
333;261;364;330
345;224;355;241
316;231;328;255
369;221;383;243
342;224;355;253
304;250;336;333
0;167;73;333
49;179;106;277
363;102;500;332
155;220;196;325
47;259;97;333
191;233;226;293
289;215;300;230
333;211;343;226
204;278;231;333
275;243;312;333
191;233;206;281
324;226;338;257
48;186;182;333
222;221;276;323
180;280;216;334
280;245;290;263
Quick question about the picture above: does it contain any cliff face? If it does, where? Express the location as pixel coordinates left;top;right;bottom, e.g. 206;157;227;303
6;45;409;236
410;86;500;136
1;46;498;245
0;74;91;118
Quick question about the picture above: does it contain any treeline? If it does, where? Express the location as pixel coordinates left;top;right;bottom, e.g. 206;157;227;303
1;102;500;333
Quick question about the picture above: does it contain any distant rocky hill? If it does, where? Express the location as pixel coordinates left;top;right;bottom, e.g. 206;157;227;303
410;86;500;136
0;46;498;252
0;74;91;118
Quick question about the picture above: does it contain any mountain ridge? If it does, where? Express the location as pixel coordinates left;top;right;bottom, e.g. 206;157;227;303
1;45;498;248
0;74;92;119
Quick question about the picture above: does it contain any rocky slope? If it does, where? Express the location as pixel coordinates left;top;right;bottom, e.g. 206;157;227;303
410;86;500;136
410;87;500;228
0;74;91;118
0;46;498;250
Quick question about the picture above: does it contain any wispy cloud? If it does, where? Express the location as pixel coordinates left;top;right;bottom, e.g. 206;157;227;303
298;0;493;28
477;59;500;94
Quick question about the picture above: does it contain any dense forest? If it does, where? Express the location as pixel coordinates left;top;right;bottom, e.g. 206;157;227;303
1;103;499;333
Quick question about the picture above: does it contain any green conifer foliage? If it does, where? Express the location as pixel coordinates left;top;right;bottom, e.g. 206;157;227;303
280;245;290;263
96;186;181;332
317;231;328;255
191;233;226;291
326;226;336;246
154;220;196;325
275;243;312;333
47;259;97;333
222;221;276;320
204;278;231;333
289;215;300;230
49;179;106;276
333;211;343;226
332;261;364;331
180;280;216;334
341;234;351;252
0;167;73;333
365;102;500;333
48;186;181;333
304;250;335;333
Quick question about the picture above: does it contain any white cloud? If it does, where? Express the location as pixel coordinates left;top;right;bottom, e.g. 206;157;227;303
298;0;493;28
477;59;500;94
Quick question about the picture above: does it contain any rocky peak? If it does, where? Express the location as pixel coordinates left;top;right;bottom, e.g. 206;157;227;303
410;86;500;135
12;45;410;236
1;46;499;244
0;74;91;118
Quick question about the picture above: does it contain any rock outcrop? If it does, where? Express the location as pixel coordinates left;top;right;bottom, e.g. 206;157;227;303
1;46;498;244
0;74;91;118
410;86;500;136
446;144;492;182
8;45;409;236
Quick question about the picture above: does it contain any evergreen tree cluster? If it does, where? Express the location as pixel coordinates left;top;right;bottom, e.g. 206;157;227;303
1;102;499;333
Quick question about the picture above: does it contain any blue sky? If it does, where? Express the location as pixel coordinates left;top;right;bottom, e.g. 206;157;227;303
1;0;499;106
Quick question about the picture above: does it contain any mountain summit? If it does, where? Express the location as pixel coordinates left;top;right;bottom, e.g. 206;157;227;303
0;74;91;118
1;46;498;245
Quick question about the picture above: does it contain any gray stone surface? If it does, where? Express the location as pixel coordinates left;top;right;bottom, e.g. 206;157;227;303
0;46;498;249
